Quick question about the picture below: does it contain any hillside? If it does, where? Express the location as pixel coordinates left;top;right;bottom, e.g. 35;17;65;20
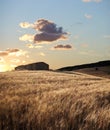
15;62;49;70
75;66;110;79
58;60;110;71
57;60;110;79
0;71;110;130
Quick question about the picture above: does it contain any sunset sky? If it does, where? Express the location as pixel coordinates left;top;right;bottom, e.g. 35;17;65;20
0;0;110;72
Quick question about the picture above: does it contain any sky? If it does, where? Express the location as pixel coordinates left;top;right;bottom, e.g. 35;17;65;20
0;0;110;72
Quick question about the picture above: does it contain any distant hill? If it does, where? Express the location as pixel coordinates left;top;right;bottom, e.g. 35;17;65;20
57;60;110;78
58;60;110;71
15;62;49;71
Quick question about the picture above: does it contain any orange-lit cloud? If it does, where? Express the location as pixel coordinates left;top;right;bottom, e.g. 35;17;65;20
38;52;45;56
10;59;20;63
19;19;68;43
0;57;5;63
0;48;27;58
26;44;43;49
53;44;72;50
6;48;20;53
19;22;33;28
0;64;8;72
0;48;20;57
0;48;28;71
0;51;8;56
19;34;34;42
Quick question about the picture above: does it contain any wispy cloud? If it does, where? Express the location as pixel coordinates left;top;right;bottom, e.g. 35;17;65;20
0;48;27;57
38;52;45;56
26;44;43;49
26;44;34;48
84;14;92;19
10;59;20;63
0;57;5;63
19;34;34;42
6;48;20;53
35;46;43;49
19;22;33;28
79;50;99;56
104;35;110;39
0;48;20;57
0;48;28;71
8;49;27;57
19;19;68;44
53;44;72;50
82;0;102;3
0;51;8;56
73;35;79;39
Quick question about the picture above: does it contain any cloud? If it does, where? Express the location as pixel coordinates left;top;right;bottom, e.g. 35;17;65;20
19;22;33;28
53;44;72;50
19;34;34;42
82;0;102;2
84;14;92;19
0;57;5;63
34;19;67;43
10;59;20;63
26;44;34;48
34;19;65;34
0;48;28;71
26;44;43;49
22;60;26;64
0;48;27;57
19;19;68;43
13;50;27;57
39;52;45;56
0;49;20;57
6;48;20;53
0;51;8;56
104;35;110;39
79;50;98;56
35;46;43;49
34;32;66;43
81;43;89;48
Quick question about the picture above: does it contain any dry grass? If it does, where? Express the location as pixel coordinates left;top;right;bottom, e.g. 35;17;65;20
75;66;110;79
0;70;110;130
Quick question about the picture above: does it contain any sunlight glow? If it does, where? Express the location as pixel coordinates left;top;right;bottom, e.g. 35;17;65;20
0;64;10;72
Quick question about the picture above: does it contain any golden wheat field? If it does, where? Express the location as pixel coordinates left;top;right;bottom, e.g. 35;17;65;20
0;70;110;130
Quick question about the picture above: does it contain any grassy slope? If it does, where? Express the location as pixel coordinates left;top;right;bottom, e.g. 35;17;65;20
0;71;110;130
75;66;110;79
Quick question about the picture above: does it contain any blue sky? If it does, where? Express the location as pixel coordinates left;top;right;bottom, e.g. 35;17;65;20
0;0;110;71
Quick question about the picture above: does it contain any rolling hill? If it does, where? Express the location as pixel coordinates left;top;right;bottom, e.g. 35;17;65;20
0;70;110;130
57;60;110;78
